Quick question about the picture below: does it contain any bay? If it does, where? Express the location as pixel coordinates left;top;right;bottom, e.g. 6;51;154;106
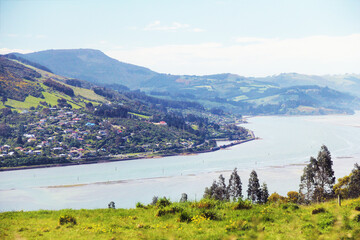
0;113;359;211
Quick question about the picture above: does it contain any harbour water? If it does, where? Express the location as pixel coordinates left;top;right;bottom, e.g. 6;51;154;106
1;113;359;211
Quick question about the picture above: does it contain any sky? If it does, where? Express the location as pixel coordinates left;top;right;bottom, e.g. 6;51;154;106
1;0;360;76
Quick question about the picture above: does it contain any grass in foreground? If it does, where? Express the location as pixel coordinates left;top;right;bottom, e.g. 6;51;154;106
0;198;360;240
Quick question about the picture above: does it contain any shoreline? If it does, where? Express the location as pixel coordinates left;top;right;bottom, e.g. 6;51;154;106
0;137;257;172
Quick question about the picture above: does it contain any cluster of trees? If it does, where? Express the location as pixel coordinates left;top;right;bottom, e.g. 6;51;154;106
203;168;269;204
94;104;129;118
44;79;74;97
299;145;335;203
333;163;360;199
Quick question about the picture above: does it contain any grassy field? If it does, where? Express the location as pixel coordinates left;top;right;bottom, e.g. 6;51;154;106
1;198;359;239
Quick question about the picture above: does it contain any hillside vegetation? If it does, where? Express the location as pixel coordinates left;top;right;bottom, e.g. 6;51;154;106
0;198;359;239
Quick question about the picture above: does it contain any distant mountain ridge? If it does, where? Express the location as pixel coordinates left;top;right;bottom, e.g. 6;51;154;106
12;49;360;115
13;49;157;88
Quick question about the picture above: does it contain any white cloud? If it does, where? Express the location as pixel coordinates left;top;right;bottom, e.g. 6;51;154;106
105;34;360;76
144;20;204;32
0;48;33;54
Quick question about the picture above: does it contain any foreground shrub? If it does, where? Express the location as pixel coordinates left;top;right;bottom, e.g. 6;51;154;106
354;214;360;222
200;209;219;220
155;206;182;217
178;211;192;223
281;203;299;211
233;199;252;210
59;215;77;225
136;202;146;209
317;212;335;231
192;198;217;209
156;197;171;208
312;207;326;215
225;219;250;232
355;206;360;211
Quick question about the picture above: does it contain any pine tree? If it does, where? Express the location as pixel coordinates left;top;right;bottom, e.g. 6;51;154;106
247;170;261;203
299;157;317;203
227;168;242;201
348;163;360;198
260;182;269;204
314;145;335;200
213;174;227;200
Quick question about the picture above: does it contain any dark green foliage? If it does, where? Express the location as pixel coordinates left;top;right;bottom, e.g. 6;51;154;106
232;199;252;210
94;104;128;118
247;170;261;203
300;145;335;203
354;214;360;222
155;206;182;217
136;202;146;208
281;203;299;211
227;168;242;201
59;215;77;225
204;175;228;200
0;123;12;137
312;207;326;215
199;209;219;220
348;164;360;198
108;201;115;209
260;182;269;204
178;211;192;222
355;206;360;211
156;197;171;208
44;79;74;97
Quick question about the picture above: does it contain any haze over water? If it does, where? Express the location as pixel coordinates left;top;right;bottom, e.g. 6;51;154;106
1;113;359;211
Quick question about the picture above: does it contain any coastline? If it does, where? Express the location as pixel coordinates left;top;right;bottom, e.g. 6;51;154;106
0;137;257;172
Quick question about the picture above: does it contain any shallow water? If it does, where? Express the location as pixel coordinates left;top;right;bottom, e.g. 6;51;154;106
1;113;359;211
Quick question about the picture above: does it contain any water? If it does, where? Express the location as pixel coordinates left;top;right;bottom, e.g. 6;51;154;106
1;113;359;211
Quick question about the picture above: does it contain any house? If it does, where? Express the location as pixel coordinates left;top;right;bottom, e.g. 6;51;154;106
85;122;95;127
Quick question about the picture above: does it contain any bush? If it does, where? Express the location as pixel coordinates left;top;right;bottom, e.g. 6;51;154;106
156;197;171;208
151;196;158;205
318;213;335;231
233;199;252;210
268;192;286;203
281;203;299;211
225;220;249;232
192;199;216;209
178;211;192;223
155;206;182;217
355;206;360;211
312;207;326;215
200;209;219;220
354;214;360;222
59;215;77;225
136;202;146;208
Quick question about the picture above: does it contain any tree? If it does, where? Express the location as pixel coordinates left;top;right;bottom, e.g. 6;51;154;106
287;191;300;203
348;163;360;198
299;145;335;203
260;182;269;204
1;96;7;105
315;145;335;200
180;193;188;202
299;157;317;203
204;174;228;200
247;170;261;203
227;168;242;201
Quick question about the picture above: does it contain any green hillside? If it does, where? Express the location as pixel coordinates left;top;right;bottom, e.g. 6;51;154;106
1;198;359;239
14;49;360;115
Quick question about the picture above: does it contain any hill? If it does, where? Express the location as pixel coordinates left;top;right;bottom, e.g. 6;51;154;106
13;49;360;115
13;49;158;88
0;197;359;239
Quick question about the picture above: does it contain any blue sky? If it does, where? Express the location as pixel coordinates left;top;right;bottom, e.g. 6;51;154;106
1;0;360;76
